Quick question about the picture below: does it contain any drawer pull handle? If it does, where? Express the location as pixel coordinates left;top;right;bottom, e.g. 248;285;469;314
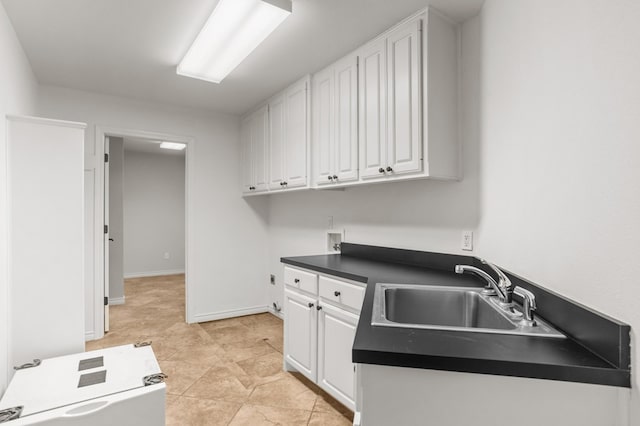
316;305;323;311
308;303;314;308
294;278;300;283
334;291;341;297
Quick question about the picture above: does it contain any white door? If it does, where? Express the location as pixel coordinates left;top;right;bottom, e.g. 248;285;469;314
252;105;269;192
359;39;387;179
103;137;110;333
284;289;317;382
317;303;358;411
284;79;308;188
334;55;359;183
241;116;253;193
312;67;334;186
386;18;422;175
268;94;286;190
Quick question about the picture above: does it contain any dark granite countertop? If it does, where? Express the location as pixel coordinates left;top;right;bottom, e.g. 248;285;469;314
281;245;631;388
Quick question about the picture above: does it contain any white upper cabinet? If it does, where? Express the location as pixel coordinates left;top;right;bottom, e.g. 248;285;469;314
386;18;422;175
241;105;269;194
242;7;459;195
312;54;359;186
359;17;422;180
358;38;387;179
241;115;253;193
334;56;359;182
268;93;287;190
312;66;334;186
283;78;309;188
267;76;310;192
357;9;459;183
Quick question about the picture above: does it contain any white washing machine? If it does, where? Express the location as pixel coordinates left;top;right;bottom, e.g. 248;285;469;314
0;344;165;425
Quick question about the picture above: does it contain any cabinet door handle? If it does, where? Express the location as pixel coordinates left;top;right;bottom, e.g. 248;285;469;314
294;278;300;283
386;166;393;172
332;175;338;180
279;182;283;186
334;291;341;297
378;167;385;174
316;305;322;311
283;181;288;186
328;176;333;181
308;302;314;308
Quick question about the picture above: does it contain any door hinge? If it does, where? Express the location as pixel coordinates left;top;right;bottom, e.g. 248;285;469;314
104;296;108;306
104;225;108;234
104;153;109;162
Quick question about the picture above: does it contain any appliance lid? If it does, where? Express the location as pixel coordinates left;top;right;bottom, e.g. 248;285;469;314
0;344;162;419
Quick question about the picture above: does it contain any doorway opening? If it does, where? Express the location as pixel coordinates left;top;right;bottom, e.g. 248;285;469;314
88;126;193;342
105;135;187;334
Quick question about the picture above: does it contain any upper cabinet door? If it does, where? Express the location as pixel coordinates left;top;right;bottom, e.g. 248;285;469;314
269;94;286;190
334;55;359;183
358;39;387;179
312;68;334;186
252;105;269;191
241;116;253;193
386;18;422;175
284;79;309;188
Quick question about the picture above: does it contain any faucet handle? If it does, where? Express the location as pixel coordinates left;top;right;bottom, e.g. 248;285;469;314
514;286;537;327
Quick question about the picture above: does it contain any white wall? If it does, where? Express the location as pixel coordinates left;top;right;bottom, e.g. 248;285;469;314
476;0;640;419
108;137;124;301
265;15;481;315
0;1;39;396
36;85;271;325
123;148;185;278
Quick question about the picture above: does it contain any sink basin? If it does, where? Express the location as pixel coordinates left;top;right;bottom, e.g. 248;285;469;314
371;284;565;338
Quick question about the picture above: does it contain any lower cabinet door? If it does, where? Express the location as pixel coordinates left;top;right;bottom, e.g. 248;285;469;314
318;302;359;411
284;289;317;381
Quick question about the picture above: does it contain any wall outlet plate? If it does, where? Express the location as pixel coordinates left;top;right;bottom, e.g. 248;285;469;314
461;231;473;251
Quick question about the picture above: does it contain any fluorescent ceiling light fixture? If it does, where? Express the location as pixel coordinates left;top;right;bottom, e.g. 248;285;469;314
159;142;187;151
177;0;292;84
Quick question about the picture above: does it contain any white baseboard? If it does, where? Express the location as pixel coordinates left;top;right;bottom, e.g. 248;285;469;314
109;296;125;305
85;331;95;341
268;307;284;320
124;269;185;279
192;305;269;323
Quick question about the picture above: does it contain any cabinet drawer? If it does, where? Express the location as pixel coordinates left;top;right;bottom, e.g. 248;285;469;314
284;266;318;294
319;276;365;312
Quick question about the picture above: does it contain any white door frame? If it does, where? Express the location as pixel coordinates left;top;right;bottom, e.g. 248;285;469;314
92;125;194;340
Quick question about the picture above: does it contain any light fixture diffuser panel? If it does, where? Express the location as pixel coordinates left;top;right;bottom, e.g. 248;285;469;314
177;0;292;84
160;142;187;150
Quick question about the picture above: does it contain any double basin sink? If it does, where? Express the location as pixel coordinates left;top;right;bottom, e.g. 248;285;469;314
371;283;565;338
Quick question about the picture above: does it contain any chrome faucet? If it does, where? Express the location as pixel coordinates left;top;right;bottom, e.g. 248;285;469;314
455;259;514;306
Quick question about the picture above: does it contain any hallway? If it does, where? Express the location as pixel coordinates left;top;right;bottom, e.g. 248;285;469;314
85;275;352;425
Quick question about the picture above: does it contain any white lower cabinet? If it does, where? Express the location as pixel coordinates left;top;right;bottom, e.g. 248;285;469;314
284;289;317;381
318;303;359;410
283;266;363;412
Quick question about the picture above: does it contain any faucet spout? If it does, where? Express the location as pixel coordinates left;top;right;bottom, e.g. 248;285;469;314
480;259;514;305
454;265;502;298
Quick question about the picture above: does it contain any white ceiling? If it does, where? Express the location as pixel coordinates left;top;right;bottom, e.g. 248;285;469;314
2;0;483;115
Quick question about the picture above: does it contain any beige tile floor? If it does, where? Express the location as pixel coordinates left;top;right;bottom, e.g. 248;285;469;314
86;274;353;426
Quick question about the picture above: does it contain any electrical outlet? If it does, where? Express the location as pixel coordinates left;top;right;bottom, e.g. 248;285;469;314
461;231;473;251
270;274;276;285
164;252;170;259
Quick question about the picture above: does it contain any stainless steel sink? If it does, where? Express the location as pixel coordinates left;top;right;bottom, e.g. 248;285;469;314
371;284;565;338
